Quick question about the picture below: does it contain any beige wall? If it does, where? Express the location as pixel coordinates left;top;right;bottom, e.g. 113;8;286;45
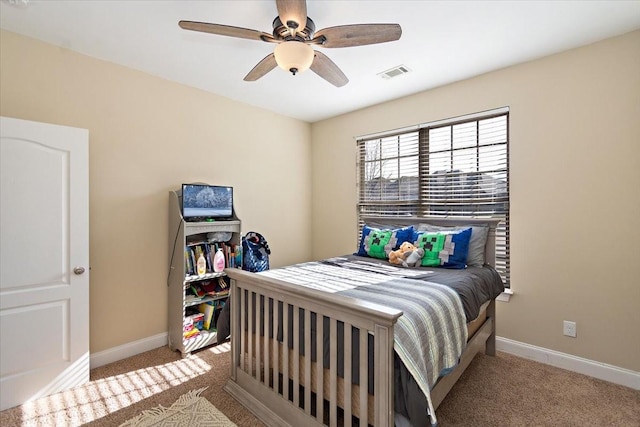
2;28;639;372
0;30;312;353
311;30;640;371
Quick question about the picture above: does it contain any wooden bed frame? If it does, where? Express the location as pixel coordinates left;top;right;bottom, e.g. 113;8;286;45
224;217;500;427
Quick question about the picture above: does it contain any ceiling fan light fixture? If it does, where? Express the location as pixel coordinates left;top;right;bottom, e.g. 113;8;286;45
179;1;402;86
274;41;314;75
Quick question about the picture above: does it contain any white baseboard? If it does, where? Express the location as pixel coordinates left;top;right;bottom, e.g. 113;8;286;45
496;336;640;390
90;332;168;369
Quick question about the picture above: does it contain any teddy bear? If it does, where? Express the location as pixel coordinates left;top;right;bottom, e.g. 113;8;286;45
402;246;425;267
388;241;413;265
389;241;424;267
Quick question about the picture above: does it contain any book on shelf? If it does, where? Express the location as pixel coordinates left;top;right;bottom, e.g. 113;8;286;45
189;247;196;274
198;301;215;330
204;244;213;271
184;248;194;276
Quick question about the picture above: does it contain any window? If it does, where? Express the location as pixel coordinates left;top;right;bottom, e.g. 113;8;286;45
357;108;510;287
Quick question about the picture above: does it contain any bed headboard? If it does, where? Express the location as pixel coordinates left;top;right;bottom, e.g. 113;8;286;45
360;215;500;267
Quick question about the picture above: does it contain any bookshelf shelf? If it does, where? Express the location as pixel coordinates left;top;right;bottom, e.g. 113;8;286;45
182;329;220;354
184;272;226;283
184;292;230;309
167;187;241;356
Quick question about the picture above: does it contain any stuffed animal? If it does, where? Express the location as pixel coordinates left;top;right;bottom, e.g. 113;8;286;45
402;247;425;268
389;241;417;266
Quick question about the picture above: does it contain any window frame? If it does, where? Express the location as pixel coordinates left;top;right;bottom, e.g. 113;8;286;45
356;107;510;287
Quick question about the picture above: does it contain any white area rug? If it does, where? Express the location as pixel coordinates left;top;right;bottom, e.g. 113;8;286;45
119;387;236;427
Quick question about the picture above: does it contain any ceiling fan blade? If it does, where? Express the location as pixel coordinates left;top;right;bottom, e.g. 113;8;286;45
179;21;277;43
244;53;278;81
310;51;348;87
276;0;307;33
312;24;402;48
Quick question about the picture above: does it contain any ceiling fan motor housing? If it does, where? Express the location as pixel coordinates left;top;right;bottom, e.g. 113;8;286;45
272;16;316;41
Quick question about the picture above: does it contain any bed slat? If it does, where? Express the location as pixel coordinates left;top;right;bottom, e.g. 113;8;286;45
256;293;262;382
239;288;246;373
293;305;300;406
248;291;253;377
283;303;290;401
264;297;270;386
359;328;368;427
304;309;312;416
329;318;338;427
273;298;279;394
344;322;353;427
316;314;324;423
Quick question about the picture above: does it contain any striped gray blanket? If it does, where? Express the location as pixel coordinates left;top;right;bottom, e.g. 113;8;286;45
261;258;468;425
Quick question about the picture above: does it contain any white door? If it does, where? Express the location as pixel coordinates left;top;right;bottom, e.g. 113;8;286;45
0;116;89;411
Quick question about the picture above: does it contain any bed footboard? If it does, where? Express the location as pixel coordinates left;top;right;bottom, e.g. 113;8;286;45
224;269;402;427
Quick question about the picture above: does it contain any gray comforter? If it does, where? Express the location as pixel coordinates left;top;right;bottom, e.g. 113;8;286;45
325;255;504;322
339;276;468;426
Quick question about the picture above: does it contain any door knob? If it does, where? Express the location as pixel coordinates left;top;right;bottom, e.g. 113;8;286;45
73;266;86;275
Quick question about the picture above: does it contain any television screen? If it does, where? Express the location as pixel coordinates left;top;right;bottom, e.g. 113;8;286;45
181;184;233;221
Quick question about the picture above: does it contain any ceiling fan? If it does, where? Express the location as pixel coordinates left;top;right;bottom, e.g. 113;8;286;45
178;0;402;87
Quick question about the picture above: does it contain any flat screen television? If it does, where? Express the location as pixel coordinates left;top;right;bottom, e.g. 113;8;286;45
181;184;233;221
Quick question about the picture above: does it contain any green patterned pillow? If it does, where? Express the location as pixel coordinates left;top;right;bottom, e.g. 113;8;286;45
356;225;414;259
413;227;472;268
413;233;447;266
418;223;489;267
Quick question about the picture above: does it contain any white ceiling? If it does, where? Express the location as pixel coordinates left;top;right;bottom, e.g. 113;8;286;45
2;0;639;123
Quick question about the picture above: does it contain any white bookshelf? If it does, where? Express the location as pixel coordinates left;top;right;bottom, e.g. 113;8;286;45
167;188;241;356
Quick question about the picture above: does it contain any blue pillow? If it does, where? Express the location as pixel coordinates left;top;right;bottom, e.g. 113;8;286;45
356;225;414;259
412;227;472;269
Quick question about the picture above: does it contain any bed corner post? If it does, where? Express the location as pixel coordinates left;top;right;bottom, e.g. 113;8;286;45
486;299;497;356
229;279;239;380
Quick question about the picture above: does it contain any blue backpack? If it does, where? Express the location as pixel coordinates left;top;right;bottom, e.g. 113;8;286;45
242;232;271;272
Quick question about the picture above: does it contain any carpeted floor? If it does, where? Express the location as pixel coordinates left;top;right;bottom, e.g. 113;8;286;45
435;351;639;426
0;342;638;426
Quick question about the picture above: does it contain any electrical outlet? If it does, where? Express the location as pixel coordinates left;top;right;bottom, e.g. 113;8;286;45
563;320;577;338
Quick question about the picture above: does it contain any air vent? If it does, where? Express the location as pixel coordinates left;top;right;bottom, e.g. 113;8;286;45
378;65;411;79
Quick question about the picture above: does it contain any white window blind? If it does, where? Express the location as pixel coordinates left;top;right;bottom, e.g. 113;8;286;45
357;109;510;287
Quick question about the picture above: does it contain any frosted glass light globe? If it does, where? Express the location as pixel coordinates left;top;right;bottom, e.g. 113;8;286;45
274;41;314;75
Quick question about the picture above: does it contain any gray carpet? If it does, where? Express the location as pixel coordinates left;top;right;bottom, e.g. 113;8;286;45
0;343;637;426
